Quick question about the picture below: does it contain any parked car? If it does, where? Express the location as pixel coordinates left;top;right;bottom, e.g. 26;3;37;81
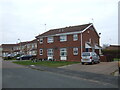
17;55;36;60
81;52;100;65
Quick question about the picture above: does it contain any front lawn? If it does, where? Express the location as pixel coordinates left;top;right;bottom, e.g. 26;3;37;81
13;60;80;67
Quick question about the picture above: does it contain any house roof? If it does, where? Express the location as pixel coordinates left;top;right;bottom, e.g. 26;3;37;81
1;44;17;47
17;39;37;46
36;23;96;38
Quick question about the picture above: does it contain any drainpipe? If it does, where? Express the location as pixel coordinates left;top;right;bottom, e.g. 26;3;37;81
81;32;83;59
80;23;93;61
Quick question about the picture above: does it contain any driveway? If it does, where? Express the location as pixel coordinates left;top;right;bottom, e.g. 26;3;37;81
59;61;118;75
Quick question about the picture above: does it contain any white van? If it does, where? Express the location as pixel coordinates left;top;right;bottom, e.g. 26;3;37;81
81;52;100;65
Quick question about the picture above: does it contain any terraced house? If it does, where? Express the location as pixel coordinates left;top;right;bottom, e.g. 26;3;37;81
36;23;102;62
1;39;37;57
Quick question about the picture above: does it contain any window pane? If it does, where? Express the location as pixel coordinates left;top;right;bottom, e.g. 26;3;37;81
73;34;78;41
40;38;43;44
40;49;43;55
47;49;53;56
48;37;54;43
60;48;67;56
73;48;78;55
60;35;67;42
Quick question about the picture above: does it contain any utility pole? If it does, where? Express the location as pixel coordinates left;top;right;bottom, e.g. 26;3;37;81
18;39;22;60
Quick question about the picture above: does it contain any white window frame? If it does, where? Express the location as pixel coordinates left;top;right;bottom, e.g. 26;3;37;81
60;35;67;42
47;37;54;43
39;38;43;44
35;43;37;48
40;49;43;55
47;49;53;56
73;34;78;41
60;48;67;56
73;48;78;55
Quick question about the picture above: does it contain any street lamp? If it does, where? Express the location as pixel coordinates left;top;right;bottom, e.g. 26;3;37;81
18;39;22;60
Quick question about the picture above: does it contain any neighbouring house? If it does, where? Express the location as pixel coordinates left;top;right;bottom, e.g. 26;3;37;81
0;45;2;57
25;39;37;56
1;39;37;58
36;23;101;62
1;44;17;57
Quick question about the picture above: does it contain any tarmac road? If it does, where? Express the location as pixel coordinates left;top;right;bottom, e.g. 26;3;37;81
2;60;118;88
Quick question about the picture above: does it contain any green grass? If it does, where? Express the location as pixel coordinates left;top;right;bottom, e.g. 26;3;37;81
113;58;120;61
13;60;80;67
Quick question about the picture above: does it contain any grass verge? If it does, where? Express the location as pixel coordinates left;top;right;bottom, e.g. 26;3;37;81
13;60;80;67
113;58;120;61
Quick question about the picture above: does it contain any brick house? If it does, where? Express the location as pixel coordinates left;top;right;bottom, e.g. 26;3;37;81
1;44;17;57
36;23;101;62
1;39;37;57
24;39;37;56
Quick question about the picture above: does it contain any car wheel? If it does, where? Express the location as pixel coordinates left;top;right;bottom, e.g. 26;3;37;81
91;60;94;65
98;60;100;63
81;62;84;65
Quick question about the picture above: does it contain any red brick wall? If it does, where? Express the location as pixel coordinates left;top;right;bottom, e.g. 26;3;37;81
37;29;100;62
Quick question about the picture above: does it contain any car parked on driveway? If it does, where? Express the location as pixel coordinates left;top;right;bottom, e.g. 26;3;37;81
81;52;100;65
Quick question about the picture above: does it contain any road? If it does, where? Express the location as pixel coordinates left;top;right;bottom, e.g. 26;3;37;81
2;60;118;88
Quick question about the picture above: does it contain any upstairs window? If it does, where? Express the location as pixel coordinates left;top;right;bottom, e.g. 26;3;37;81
39;38;43;44
73;48;78;55
47;37;54;43
60;35;67;42
73;34;78;41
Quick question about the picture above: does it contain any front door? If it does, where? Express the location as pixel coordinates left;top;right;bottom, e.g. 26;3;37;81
86;48;89;52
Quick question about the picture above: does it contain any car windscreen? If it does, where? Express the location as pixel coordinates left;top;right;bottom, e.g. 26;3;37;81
82;52;90;56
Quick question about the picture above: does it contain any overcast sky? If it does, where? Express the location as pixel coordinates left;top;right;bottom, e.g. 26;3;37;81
0;0;119;46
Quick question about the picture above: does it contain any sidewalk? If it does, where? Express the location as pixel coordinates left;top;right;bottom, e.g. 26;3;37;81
28;65;118;86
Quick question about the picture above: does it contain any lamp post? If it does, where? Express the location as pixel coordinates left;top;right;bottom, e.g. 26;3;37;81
18;39;22;60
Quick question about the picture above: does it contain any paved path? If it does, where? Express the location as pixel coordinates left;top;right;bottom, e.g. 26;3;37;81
2;61;118;88
59;62;119;75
